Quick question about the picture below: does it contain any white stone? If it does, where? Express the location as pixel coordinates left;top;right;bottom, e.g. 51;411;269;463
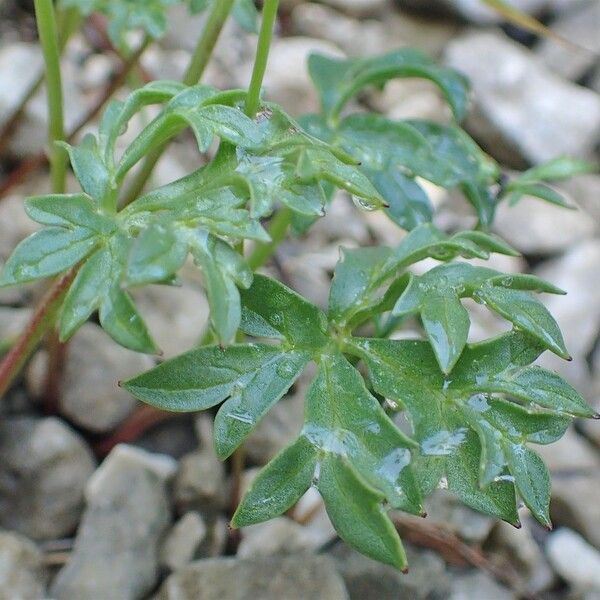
547;528;600;591
86;444;177;502
445;31;600;166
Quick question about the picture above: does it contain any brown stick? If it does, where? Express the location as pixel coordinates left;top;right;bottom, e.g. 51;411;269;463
393;515;537;599
92;405;172;456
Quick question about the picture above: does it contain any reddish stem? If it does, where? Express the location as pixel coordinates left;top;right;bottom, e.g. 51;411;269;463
0;269;76;399
92;405;172;457
42;329;68;415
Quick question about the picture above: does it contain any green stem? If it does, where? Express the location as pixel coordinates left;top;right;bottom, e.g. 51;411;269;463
34;0;67;195
57;7;82;48
247;206;292;270
242;0;285;271
184;0;236;86
0;338;14;357
121;0;236;206
0;8;79;156
245;0;280;118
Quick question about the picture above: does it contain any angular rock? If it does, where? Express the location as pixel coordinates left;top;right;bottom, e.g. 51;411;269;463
489;520;556;595
493;196;596;256
173;448;227;517
0;416;95;540
330;541;449;600
445;31;600;167
546;528;600;591
51;445;175;600
134;415;198;460
396;0;566;23
27;322;155;433
319;0;390;18
0;43;43;128
0;530;48;600
237;517;315;558
534;240;600;388
449;571;514;600
133;282;209;359
536;1;600;81
535;428;600;474
154;555;349;600
292;4;458;58
160;512;208;572
551;472;600;550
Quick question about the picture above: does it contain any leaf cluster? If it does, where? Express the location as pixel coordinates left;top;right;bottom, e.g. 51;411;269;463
60;0;257;48
2;40;595;572
126;266;595;569
0;81;382;349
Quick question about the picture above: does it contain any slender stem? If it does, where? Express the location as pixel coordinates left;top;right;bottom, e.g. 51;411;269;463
34;0;68;194
0;37;151;201
245;0;280;118
33;0;70;407
184;0;236;86
242;0;286;272
0;270;76;399
247;206;292;270
121;0;236;206
0;8;80;156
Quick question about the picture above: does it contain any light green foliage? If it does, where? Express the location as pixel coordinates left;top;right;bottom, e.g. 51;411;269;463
3;33;595;572
61;0;257;48
0;82;380;349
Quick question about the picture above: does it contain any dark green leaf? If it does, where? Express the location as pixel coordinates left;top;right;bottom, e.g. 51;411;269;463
318;455;408;570
240;274;329;351
328;246;392;325
348;331;588;527
179;104;263;152
124;343;296;411
517;157;596;183
99;287;157;354
504;444;551;528
213;350;310;459
59;245;112;341
505;182;574;209
232;436;317;526
190;232;251;344
446;428;520;525
391;262;569;365
305;353;422;514
478;286;569;359
421;293;470;374
308;50;469;122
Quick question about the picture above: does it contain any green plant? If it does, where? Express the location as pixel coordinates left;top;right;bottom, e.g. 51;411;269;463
61;0;257;49
0;0;596;572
